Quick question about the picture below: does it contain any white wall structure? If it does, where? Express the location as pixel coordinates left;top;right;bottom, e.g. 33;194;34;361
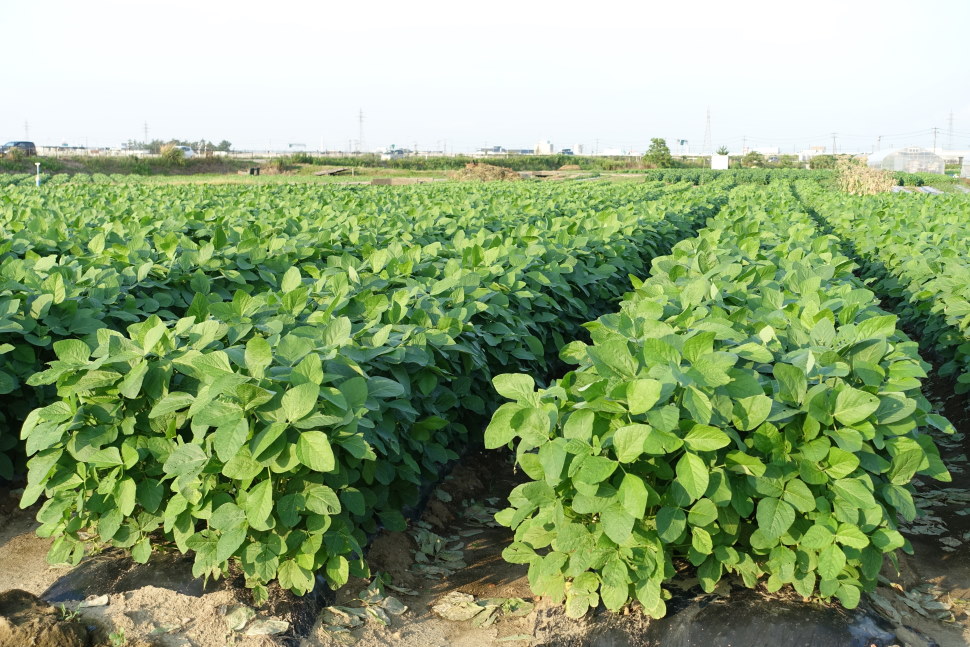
535;140;554;155
711;154;729;170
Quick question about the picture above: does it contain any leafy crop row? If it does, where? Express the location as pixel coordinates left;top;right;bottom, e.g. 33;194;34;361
485;183;952;618
798;182;970;390
632;168;834;186
10;180;726;600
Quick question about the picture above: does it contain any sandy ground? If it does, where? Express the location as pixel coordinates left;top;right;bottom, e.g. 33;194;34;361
0;495;62;596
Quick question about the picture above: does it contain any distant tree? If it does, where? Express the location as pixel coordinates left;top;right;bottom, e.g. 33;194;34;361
772;154;800;169
741;151;766;168
160;144;186;166
810;154;838;170
644;138;674;168
716;146;729;155
215;140;232;152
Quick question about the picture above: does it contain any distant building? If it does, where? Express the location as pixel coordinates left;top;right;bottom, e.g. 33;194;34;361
472;146;511;158
535;140;554;155
798;146;828;162
937;149;970;165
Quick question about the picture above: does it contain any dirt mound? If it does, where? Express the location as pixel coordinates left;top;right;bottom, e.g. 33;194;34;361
559;164;581;171
0;589;90;647
450;163;520;182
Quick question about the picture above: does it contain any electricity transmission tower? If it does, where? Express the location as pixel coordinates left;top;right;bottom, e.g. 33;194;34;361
702;108;712;156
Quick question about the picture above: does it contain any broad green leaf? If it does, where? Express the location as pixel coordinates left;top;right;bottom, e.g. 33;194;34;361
833;388;880;426
149;392;194;418
773;363;806;404
484;403;520;449
244;478;274;531
818;544;846;580
756;497;795;540
824;447;860;479
618;473;648;518
675;453;709;502
278;559;314;595
732;394;772;431
282;383;319;422
53;339;90;364
245;337;273;378
800;524;834;550
683;425;731;452
834;524;869;549
612;424;649;463
687;498;718;527
281;266;302;293
492;374;535;401
326;555;350;589
296;431;336;472
538;440;567;484
602;503;635;545
116;478;137;517
656;507;686;543
683;387;712;425
692;527;713;554
856;314;897;340
210;502;247;531
831;478;875;509
216;527;247;563
782;479;816;513
163;444;208;479
626;379;663;415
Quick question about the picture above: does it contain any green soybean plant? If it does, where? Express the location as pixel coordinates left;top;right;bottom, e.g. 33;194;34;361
486;185;952;618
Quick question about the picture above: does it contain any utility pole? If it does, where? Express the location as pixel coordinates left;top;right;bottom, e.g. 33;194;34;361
741;135;746;154
932;126;939;153
876;135;881;151
358;109;364;153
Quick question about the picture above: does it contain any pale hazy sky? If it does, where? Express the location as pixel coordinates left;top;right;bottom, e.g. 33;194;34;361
4;0;969;153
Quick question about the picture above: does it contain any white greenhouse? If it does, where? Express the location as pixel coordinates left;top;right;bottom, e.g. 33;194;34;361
866;147;945;174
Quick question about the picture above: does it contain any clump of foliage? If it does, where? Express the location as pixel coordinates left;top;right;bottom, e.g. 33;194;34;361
810;155;839;170
741;151;766;168
160;145;186;166
643;139;675;169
